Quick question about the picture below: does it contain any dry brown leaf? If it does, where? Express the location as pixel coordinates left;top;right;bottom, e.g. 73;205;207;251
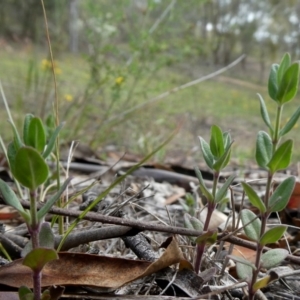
0;207;19;220
287;181;300;210
141;236;186;277
0;237;186;289
230;244;257;263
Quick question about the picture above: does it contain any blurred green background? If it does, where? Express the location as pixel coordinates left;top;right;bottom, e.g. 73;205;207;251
1;0;300;163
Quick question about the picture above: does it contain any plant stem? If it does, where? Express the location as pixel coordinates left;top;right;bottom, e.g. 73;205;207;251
273;105;283;145
248;185;271;299
29;190;39;249
29;189;42;300
194;171;219;273
194;243;204;274
212;171;219;199
33;271;42;300
194;201;216;274
249;102;281;299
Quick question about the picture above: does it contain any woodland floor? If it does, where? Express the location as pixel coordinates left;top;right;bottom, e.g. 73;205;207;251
0;146;300;299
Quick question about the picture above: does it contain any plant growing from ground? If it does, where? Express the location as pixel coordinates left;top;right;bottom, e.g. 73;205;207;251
188;53;300;299
0;92;178;299
184;124;235;274
232;53;300;299
0;111;69;300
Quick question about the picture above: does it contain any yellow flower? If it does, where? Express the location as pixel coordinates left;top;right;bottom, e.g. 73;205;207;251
115;76;124;85
41;59;62;74
54;68;62;75
41;59;52;70
64;94;73;102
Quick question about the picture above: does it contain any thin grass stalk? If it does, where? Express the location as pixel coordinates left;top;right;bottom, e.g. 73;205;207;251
40;0;63;234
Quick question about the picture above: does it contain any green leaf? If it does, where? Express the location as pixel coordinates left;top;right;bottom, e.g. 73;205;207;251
210;125;224;157
39;223;55;249
236;261;253;281
277;53;291;84
26;117;46;153
223;142;233;167
19;286;34;300
253;275;275;292
41;290;51;300
257;94;273;133
45;114;56;138
37;178;72;220
260;225;287;246
23;248;58;272
267;139;293;173
0;179;30;223
217;196;229;212
212;141;232;171
240;209;261;242
255;131;272;169
261;248;289;269
242;182;266;213
7;141;17;174
184;213;203;232
13;147;49;190
23;114;34;146
277;62;300;104
184;213;203;242
42;286;64;300
194;167;214;202
22;223;56;257
269;176;296;212
199;137;214;169
268;64;279;101
279;106;300;137
195;231;217;245
215;175;235;203
8;120;23;151
42;122;65;159
185;193;196;208
223;132;231;149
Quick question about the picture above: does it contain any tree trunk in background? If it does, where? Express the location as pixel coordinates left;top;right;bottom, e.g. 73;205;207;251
69;0;79;53
21;0;42;41
0;0;299;66
259;42;265;83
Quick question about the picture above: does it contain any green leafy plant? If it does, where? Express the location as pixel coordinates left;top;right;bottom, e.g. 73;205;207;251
0;99;177;299
189;125;235;273
229;53;299;299
187;53;300;298
0;113;68;300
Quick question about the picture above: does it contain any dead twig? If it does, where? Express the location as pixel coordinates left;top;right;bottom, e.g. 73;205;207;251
55;225;132;251
14;199;300;266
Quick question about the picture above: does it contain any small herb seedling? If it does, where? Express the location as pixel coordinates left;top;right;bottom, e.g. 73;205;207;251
232;53;299;299
189;53;300;299
185;125;235;273
0;114;69;300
